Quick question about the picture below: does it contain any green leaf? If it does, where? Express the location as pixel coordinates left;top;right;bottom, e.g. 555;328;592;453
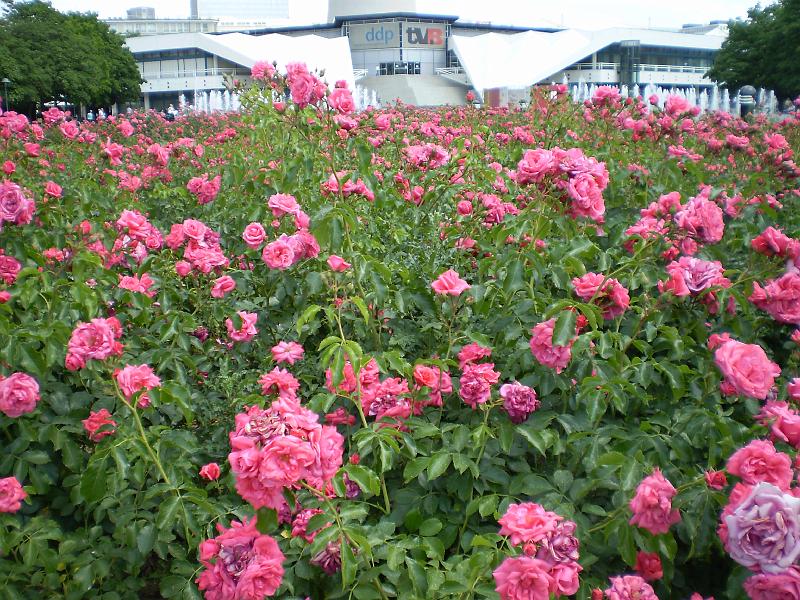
351;296;370;324
552;310;577;346
344;464;381;497
255;507;279;533
156;496;181;530
341;539;357;588
427;452;451;480
403;456;429;482
419;518;443;536
553;470;574;492
296;304;322;334
137;523;156;554
80;456;108;503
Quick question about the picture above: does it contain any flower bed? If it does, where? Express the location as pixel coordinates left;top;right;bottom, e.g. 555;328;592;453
1;69;800;599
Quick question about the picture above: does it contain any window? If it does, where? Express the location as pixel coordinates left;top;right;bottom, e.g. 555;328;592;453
378;61;420;75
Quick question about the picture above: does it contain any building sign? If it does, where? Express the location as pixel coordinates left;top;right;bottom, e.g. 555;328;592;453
401;22;445;47
348;21;446;50
348;23;399;49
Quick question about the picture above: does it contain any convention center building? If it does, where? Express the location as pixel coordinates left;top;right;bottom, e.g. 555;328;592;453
123;0;728;110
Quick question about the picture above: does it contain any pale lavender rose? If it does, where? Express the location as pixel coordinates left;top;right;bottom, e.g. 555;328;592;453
725;483;800;574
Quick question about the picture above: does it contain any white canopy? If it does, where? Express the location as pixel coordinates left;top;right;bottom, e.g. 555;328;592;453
451;27;725;97
127;32;356;91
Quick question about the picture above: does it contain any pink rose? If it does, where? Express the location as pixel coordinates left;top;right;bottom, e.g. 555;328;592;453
175;260;192;277
493;556;556;600
114;364;161;404
267;193;300;218
211;275;236;298
262;236;296;270
750;272;800;325
0;477;27;513
572;272;630;319
327;255;351;272
628;468;681;535
757;400;800;448
226;311;258;343
727;439;793;490
635;552;663;581
714;339;780;400
251;61;276;81
328;87;355;114
529;318;574;373
82;408;117;442
516;148;557;185
271;341;304;365
199;463;221;480
431;269;470;296
242;222;266;249
498;502;562;545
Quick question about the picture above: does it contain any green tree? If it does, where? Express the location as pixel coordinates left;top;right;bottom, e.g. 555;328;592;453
708;0;800;102
0;0;141;114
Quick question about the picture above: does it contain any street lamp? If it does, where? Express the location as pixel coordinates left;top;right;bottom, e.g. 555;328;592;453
1;78;10;113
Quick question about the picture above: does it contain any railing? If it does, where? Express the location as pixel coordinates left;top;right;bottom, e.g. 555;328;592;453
139;67;250;80
353;69;368;79
569;62;708;74
436;67;466;77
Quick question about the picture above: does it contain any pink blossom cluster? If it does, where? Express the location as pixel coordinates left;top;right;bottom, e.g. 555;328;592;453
457;342;500;409
403;143;450;170
65;316;124;371
227;399;343;510
111;209;164;267
494;502;582;599
572;272;630;319
515;146;609;223
187;174;221;205
167;218;230;275
197;517;285;599
320;172;374;201
286;62;327;109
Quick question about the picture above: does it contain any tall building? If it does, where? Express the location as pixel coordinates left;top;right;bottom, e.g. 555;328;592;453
192;0;289;21
127;7;156;19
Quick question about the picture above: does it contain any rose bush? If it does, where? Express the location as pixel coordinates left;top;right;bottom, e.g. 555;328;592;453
0;64;799;599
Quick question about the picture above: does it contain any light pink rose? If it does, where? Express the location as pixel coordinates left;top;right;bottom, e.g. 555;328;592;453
242;222;266;249
211;275;236;298
0;372;40;418
714;339;780;400
431;269;470;296
327;255;351;272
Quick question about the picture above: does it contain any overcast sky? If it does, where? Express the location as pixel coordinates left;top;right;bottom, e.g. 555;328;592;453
47;0;761;30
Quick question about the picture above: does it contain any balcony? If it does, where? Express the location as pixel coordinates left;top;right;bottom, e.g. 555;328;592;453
557;62;712;86
138;67;250;93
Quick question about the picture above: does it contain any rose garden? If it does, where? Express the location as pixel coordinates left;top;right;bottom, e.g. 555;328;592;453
0;63;799;599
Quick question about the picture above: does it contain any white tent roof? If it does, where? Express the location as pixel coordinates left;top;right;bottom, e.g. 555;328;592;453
126;32;356;91
451;27;725;95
